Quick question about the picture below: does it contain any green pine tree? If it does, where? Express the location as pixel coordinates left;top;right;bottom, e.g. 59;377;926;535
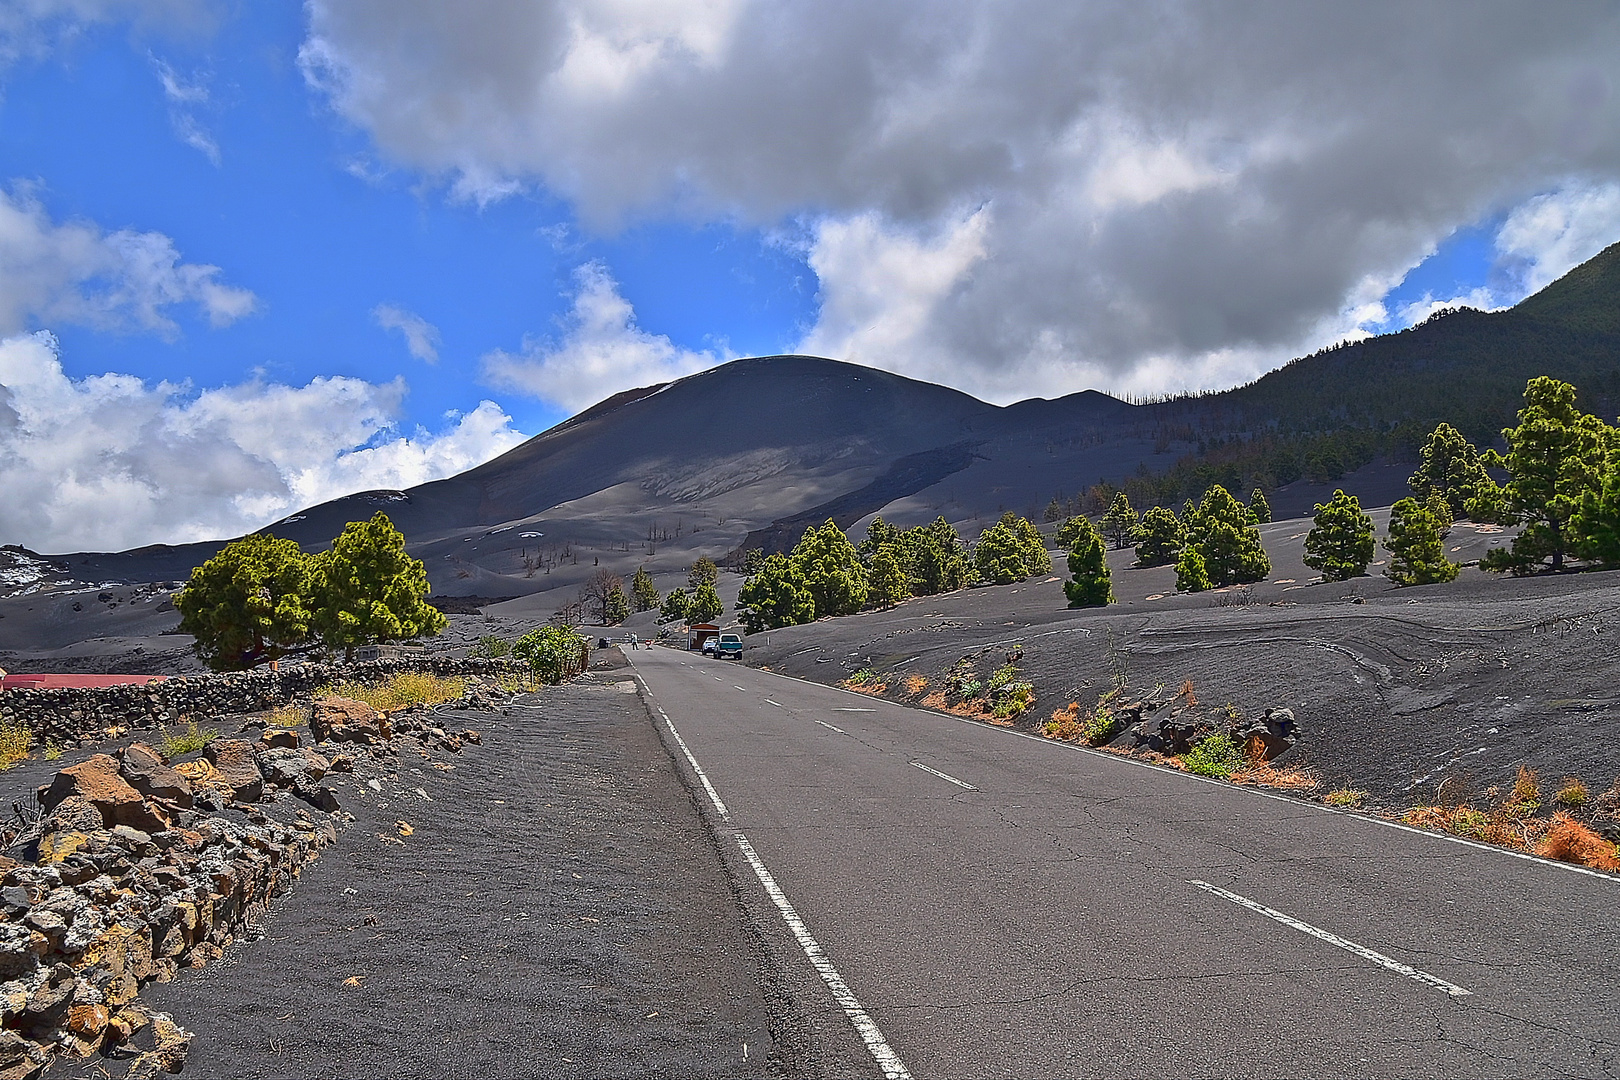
867;544;910;607
1573;459;1620;567
1133;506;1183;567
1099;493;1140;550
1175;547;1212;592
736;554;815;632
603;585;630;625
1302;490;1374;582
659;587;689;622
1385;498;1460;586
999;511;1052;575
1185;485;1271;586
1055;516;1090;551
789;520;868;616
1409;422;1497;519
973;521;1028;584
310;511;446;660
175;534;317;671
1062;518;1113;607
630;566;660;612
1423;492;1454;539
1481;377;1613;573
911;517;972;594
858;517;903;559
1249;488;1272;524
687;582;724;623
687;557;719;590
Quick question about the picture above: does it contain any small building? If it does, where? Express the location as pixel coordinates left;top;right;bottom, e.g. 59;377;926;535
352;643;428;662
687;623;721;651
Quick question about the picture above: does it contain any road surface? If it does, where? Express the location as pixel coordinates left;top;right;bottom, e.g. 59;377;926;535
629;645;1620;1079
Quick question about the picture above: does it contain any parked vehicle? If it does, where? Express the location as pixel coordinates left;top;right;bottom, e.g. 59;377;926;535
706;633;744;659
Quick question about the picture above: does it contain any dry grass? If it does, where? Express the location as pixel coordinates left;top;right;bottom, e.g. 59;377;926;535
1537;811;1620;870
1043;702;1086;741
903;674;929;696
1324;788;1367;808
1230;756;1321;792
921;690;949;711
1401;804;1537;850
262;703;307;729
1509;765;1541;810
0;718;31;770
841;680;889;695
328;671;467;712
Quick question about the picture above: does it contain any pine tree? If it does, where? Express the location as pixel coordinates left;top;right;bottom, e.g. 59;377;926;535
973;522;1028;584
858;517;903;559
866;544;910;607
687;557;719;590
1481;377;1613;573
630;567;660;612
999;511;1051;575
687;583;724;623
1423;493;1454;539
1573;459;1620;567
736;554;815;632
1099;493;1140;550
1185;486;1271;586
1175;547;1212;592
175;534;317;671
1249;488;1272;524
310;511;445;660
1302;490;1374;582
789;520;868;616
1055;516;1090;551
1385;498;1460;586
911;517;972;594
603;586;630;625
1409;422;1496;519
1133;506;1183;567
659;587;689;622
1062;517;1112;607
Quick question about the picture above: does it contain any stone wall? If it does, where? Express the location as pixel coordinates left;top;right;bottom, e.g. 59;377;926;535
0;658;518;746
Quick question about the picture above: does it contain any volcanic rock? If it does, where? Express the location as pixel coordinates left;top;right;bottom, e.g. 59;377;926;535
119;744;193;808
201;741;263;803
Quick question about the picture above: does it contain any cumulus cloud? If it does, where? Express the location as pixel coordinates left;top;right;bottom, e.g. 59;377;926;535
481;261;723;411
0;332;526;552
1494;182;1620;298
0;186;257;336
372;302;440;363
302;0;1620;398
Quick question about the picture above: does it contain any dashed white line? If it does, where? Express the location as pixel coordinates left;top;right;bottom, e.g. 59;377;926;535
815;720;847;734
1188;880;1472;997
765;699;784;708
713;676;724;682
641;693;911;1079
735;685;748;691
832;707;874;712
909;762;977;790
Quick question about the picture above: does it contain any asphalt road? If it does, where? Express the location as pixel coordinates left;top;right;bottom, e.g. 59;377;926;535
628;645;1620;1079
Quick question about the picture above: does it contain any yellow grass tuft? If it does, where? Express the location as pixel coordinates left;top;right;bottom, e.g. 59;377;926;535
0;718;32;770
328;671;467;712
903;674;929;696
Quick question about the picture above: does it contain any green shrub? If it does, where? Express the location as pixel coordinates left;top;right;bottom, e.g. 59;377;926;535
513;625;588;684
1183;733;1244;778
475;635;511;659
160;719;219;757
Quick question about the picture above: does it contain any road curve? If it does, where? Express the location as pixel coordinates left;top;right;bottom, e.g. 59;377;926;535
629;645;1620;1079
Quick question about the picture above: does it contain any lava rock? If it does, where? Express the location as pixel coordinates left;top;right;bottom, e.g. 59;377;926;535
119;744;193;808
201;741;263;804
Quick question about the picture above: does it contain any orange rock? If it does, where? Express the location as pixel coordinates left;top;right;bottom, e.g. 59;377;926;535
67;1003;109;1038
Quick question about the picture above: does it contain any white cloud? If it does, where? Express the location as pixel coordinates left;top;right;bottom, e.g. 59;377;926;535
481;261;723;411
0;331;527;552
372;302;440;363
301;1;1620;396
0;0;213;71
150;54;219;164
0;185;257;336
1493;182;1620;297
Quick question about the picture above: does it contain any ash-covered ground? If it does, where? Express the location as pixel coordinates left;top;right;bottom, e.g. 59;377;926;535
740;523;1620;808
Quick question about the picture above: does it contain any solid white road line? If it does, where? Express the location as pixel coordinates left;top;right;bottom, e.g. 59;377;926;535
1188;880;1472;997
815;720;848;734
641;689;911;1080
909;762;977;790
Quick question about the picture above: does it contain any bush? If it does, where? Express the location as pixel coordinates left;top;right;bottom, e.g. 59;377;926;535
1324;788;1366;807
0;718;31;770
1555;778;1589;807
1182;733;1244;778
1303;489;1374;582
160;719;219;757
474;635;511;659
514;626;588;684
1538;812;1620;870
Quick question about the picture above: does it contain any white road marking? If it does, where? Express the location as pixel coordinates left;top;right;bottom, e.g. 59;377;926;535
815;720;847;734
641;694;911;1079
735;685;748;691
765;699;784;708
833;707;874;712
714;676;724;682
1188;880;1472;997
909;762;977;790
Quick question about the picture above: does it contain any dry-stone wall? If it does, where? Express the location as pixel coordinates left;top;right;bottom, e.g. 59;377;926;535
0;658;517;745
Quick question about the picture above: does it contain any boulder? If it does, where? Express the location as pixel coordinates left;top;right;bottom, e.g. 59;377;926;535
310;697;391;745
39;758;169;832
44;796;104;833
1228;707;1297;762
260;729;300;750
119;743;193;807
255;747;331;788
201;741;263;803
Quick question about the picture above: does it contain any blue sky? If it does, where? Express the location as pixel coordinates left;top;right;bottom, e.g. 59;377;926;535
2;2;1618;552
